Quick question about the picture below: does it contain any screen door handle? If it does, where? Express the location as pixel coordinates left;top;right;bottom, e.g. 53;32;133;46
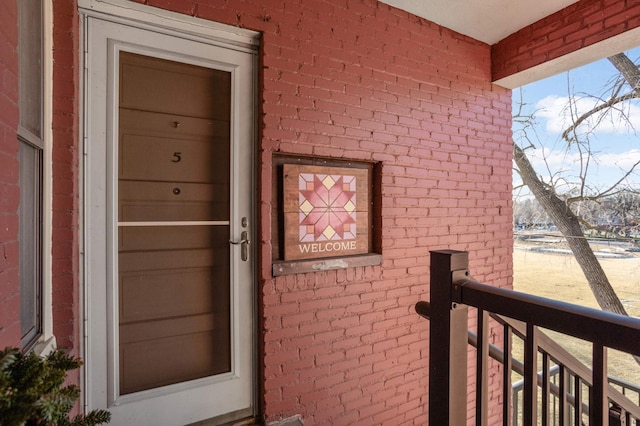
229;231;250;261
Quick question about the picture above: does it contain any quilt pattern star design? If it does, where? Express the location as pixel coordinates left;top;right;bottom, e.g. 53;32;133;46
298;172;357;243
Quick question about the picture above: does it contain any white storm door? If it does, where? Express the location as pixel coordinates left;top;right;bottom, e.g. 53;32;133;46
84;17;255;426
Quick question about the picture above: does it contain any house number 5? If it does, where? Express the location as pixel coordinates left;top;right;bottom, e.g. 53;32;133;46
172;152;182;163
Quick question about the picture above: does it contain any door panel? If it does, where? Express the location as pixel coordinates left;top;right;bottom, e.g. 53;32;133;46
120;268;217;321
119;53;231;119
118;226;226;251
119;330;226;394
118;111;230;184
85;17;255;425
118;52;231;396
119;181;225;222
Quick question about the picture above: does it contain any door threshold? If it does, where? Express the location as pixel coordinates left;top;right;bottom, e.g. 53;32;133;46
187;410;259;426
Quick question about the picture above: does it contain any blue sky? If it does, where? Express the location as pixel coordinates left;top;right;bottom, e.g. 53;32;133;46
512;46;640;196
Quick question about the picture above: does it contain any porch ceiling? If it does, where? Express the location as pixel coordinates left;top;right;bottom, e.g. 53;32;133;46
379;0;578;45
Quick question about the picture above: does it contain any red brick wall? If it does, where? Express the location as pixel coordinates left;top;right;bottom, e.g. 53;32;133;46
0;0;21;349
51;0;80;353
134;0;514;423
492;0;640;82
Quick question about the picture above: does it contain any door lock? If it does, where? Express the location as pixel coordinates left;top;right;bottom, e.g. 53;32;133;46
229;230;250;261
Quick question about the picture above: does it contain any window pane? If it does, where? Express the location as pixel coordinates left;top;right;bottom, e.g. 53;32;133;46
18;0;44;350
18;0;43;140
18;139;42;348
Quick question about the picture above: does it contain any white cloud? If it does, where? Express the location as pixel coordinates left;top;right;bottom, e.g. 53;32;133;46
536;95;640;135
524;146;579;172
519;147;640;188
597;149;640;170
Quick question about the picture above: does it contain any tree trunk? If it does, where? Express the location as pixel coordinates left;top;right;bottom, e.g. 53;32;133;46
608;53;640;90
514;144;628;315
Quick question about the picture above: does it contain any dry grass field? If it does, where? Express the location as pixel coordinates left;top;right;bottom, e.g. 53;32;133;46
513;241;640;387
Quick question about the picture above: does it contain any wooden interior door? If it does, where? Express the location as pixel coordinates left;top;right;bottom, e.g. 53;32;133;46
117;52;232;394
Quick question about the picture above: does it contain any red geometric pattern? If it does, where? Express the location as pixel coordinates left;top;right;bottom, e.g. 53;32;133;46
298;173;357;242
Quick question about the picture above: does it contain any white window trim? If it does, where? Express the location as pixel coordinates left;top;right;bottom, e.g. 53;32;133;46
32;0;55;356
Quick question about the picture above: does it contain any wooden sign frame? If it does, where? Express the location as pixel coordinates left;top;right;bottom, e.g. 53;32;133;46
283;164;370;261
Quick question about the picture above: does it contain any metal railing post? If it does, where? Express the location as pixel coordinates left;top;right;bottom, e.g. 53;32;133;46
429;250;469;425
476;309;489;425
591;343;609;425
524;323;539;426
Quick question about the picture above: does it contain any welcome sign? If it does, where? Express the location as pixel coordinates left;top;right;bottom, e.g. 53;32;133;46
283;164;370;261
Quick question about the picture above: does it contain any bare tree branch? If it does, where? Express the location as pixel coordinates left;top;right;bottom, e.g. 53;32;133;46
560;91;640;142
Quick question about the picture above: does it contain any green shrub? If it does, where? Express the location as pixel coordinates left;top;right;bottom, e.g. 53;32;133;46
0;347;111;426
